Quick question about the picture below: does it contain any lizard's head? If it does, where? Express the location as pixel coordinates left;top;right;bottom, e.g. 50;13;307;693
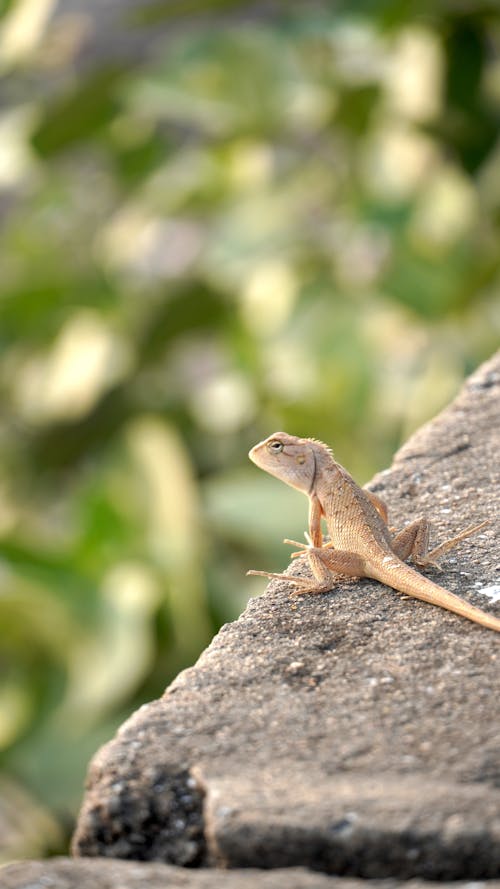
249;432;325;494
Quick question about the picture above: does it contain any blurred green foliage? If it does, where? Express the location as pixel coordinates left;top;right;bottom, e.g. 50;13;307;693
0;0;498;861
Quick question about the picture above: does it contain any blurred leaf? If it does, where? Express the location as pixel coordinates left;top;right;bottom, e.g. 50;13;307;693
446;18;484;110
31;67;126;156
129;0;265;26
203;468;306;550
336;85;380;135
440;18;498;171
110;132;167;185
384;241;485;317
0;0;15;19
28;385;131;472
136;282;229;362
0;775;64;863
3;712;124;813
0;274;118;345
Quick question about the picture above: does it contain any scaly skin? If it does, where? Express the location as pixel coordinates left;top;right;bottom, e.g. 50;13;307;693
247;432;499;633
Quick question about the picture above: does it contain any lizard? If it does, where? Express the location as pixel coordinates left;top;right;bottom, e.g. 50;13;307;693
247;431;500;633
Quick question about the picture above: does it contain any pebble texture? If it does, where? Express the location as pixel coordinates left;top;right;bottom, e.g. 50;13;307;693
68;353;500;878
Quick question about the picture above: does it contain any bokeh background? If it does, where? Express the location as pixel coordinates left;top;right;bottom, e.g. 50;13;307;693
0;0;498;861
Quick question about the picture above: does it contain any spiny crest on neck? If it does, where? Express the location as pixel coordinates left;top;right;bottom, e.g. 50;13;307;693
306;437;334;460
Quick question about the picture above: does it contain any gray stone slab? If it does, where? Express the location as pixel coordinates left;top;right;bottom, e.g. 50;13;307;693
2;858;500;889
72;353;500;878
0;857;377;889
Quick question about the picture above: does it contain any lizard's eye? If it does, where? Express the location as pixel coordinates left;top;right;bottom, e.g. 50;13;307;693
267;440;284;453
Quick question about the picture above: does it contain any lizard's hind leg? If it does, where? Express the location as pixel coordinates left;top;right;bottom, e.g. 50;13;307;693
248;546;365;596
391;518;489;569
390;518;432;565
287;546;365;596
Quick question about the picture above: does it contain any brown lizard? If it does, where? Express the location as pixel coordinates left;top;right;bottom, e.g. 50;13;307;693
247;432;500;632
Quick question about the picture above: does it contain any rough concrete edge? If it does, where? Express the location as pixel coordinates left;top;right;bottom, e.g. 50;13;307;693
71;760;207;864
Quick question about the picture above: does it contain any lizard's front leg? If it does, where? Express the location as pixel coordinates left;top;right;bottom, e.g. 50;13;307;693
364;489;389;523
308;493;324;547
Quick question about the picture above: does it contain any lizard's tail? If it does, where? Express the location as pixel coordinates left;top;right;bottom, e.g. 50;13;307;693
368;558;500;633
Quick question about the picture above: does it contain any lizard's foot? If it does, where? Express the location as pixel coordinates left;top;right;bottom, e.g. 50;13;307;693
283;534;322;559
247;569;332;596
424;520;489;563
289;584;332;597
284;537;338;559
246;569;318;589
411;555;443;571
247;565;335;596
283;538;310;559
